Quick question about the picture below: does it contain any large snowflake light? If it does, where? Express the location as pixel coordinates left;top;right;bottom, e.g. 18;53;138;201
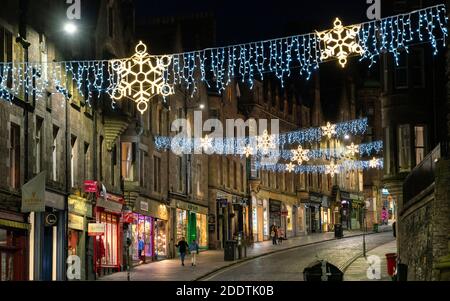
346;143;360;156
316;18;364;68
111;41;174;114
291;146;310;165
321;122;337;139
257;130;276;155
325;162;340;178
243;145;254;158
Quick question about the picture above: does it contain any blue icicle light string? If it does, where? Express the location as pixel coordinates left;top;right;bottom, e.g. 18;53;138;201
0;5;447;104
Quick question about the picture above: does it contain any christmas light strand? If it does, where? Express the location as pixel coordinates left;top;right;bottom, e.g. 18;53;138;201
0;5;446;107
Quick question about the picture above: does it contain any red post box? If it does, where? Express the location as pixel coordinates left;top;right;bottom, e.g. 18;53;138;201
385;253;397;276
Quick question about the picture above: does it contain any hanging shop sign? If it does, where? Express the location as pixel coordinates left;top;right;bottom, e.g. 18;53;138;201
84;180;98;194
44;212;58;227
96;194;124;214
68;213;84;231
21;172;46;213
88;223;105;236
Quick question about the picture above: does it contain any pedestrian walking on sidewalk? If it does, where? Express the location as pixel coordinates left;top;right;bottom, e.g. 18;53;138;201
277;228;284;244
270;223;278;245
138;236;145;264
176;237;189;266
189;240;200;266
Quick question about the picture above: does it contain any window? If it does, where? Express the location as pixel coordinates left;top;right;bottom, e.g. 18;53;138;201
121;142;135;181
384;128;392;175
318;174;323;191
226;158;230;188
178;156;183;192
394;53;408;89
398;125;411;172
71;136;77;188
139;150;147;188
84;142;90;180
196;163;201;196
414;126;425;166
35;117;44;174
52;126;59;182
111;145;117;186
153;156;161;193
327;174;332;191
9;123;20;189
233;161;237;190
0;26;13;88
411;49;424;88
99;136;104;181
241;164;245;192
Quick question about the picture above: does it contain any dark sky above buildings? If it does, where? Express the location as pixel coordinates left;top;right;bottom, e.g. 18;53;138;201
135;0;368;46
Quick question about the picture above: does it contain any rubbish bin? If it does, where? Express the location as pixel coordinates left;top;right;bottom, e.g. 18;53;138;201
303;260;343;281
224;240;237;261
373;223;379;233
334;224;343;239
385;253;397;277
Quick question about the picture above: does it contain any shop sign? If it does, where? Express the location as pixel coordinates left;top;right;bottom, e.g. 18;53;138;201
84;180;98;194
68;196;92;217
88;223;105;236
96;197;123;214
68;213;84;231
140;200;149;212
122;210;134;224
177;200;208;215
44;212;58;227
21;172;46;213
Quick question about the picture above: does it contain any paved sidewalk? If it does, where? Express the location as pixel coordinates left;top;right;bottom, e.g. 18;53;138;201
99;230;371;281
344;239;397;281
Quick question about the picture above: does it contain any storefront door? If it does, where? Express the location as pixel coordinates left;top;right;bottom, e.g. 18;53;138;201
188;212;197;243
42;226;53;281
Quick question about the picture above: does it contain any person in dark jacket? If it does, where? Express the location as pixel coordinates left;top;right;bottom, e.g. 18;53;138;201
176;237;189;266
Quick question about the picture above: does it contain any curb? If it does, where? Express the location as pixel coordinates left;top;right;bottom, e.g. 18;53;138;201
341;237;396;277
195;231;390;281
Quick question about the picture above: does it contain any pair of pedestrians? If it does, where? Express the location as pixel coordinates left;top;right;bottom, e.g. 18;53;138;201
176;237;200;266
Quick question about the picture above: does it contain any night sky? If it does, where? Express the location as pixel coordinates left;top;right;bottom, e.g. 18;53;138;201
134;0;378;120
135;0;368;46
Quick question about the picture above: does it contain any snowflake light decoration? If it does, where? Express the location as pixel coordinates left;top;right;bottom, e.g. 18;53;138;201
200;135;213;152
286;162;296;173
346;143;360;156
369;157;381;169
243;145;254;158
111;41;174;114
257;130;276;155
325;162;340;178
291;146;310;165
321;122;337;139
316;18;364;68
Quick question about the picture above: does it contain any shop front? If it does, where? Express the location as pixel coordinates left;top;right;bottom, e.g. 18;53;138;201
320;196;331;232
94;192;124;274
269;200;282;229
302;195;322;234
173;200;208;250
340;192;364;230
68;195;93;280
251;198;269;242
132;198;169;262
0;210;29;281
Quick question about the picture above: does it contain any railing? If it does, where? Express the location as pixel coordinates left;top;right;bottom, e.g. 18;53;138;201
403;144;441;204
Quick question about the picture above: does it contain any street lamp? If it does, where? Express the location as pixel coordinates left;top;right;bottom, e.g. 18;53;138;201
64;22;77;34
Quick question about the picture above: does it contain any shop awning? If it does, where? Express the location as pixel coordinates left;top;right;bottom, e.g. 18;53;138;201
0;219;30;230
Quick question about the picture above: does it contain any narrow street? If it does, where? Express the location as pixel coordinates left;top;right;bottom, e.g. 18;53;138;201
201;232;394;281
